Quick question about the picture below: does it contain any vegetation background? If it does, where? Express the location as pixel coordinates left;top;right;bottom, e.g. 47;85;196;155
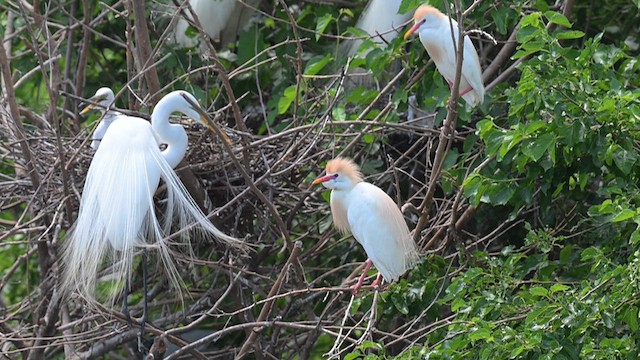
1;0;639;358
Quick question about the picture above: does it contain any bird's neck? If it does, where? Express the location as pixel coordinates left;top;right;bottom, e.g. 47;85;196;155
151;105;188;169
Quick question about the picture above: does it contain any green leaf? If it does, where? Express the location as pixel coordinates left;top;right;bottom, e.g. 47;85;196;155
277;85;298;114
530;286;548;297
304;54;332;76
332;106;346;121
544;11;572;28
554;30;585;40
399;0;424;14
469;327;492;341
624;306;639;332
315;14;333;41
610;209;635;222
344;352;361;360
522;133;556;162
612;147;637;174
451;297;465;312
550;284;570;293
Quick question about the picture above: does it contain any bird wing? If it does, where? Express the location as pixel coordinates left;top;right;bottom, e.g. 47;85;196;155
346;182;418;282
460;34;485;105
65;116;164;299
428;19;484;106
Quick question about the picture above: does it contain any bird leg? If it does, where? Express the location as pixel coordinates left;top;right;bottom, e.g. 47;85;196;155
370;273;383;289
138;249;149;354
351;259;373;295
446;80;473;97
121;277;132;326
459;86;473;97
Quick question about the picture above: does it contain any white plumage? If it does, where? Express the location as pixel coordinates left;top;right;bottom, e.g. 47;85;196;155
343;0;412;57
64;90;241;302
404;5;485;106
81;87;119;150
173;0;257;48
313;157;419;291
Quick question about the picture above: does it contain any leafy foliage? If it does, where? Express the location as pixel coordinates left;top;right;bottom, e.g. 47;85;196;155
0;0;639;358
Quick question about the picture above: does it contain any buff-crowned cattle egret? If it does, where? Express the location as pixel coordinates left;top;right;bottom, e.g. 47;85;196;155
313;157;419;293
64;90;244;302
404;5;485;106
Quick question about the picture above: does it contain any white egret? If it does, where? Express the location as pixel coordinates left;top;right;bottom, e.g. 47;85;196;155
81;87;119;150
313;157;419;293
64;90;243;302
173;0;259;48
404;4;485;106
343;0;412;57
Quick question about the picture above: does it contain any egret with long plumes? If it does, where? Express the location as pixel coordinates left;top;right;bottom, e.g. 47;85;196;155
81;87;119;150
313;157;419;293
64;90;243;302
404;5;485;106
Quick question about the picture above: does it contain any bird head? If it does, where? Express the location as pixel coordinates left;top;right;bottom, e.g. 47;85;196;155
170;91;206;124
403;5;445;40
312;157;363;190
168;90;232;145
80;87;115;115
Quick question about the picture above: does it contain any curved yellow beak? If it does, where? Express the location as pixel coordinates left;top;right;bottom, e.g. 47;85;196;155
200;115;232;145
79;104;95;115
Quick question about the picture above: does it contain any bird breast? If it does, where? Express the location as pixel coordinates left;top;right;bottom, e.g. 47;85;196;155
330;192;351;234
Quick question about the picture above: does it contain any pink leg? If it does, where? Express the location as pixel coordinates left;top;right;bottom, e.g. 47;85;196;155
459;86;473;97
447;81;473;97
370;273;383;289
351;259;373;295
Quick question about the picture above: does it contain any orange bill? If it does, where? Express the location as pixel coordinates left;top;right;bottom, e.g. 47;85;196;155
312;175;332;185
403;19;425;40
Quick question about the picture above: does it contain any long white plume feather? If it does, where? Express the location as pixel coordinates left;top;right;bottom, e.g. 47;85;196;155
64;104;242;304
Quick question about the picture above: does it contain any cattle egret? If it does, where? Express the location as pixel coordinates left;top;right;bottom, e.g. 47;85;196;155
404;5;485;106
64;90;243;302
81;87;119;150
313;157;419;293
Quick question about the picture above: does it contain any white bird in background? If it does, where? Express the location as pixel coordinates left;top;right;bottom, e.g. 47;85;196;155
64;90;243;302
343;0;412;57
313;157;419;293
174;0;258;48
404;4;485;106
81;87;119;150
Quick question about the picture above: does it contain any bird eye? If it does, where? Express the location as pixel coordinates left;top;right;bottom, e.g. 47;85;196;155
332;174;339;179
